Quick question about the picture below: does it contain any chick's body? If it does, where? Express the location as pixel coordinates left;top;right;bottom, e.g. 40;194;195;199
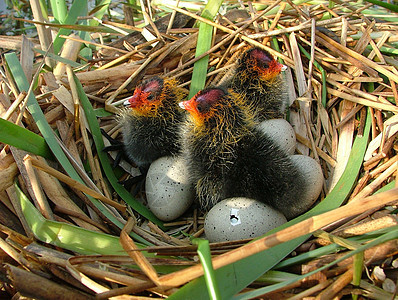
230;47;287;121
119;77;186;168
180;88;306;219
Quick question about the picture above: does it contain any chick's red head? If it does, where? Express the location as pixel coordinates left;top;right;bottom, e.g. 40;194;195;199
244;48;285;81
179;88;226;125
127;77;164;116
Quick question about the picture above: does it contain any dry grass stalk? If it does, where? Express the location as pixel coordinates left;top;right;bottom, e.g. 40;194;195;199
53;34;82;79
303;239;398;278
34;156;102;231
23;155;54;220
334;214;398;238
6;264;93;299
25;155;126;212
350;161;397;202
97;38;159;70
152;188;398;289
163;4;294;64
147;222;189;246
20;35;34;82
28;0;54;68
120;218;161;286
65;258;112;295
319;32;398;82
296;133;336;166
315;268;354;300
2;1;398;298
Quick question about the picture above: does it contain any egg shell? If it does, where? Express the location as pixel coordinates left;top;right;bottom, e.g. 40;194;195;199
257;119;296;155
204;197;287;242
145;156;194;221
290;155;323;207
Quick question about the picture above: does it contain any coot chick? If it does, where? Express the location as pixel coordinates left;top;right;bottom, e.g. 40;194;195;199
179;87;306;219
230;47;287;121
118;77;187;168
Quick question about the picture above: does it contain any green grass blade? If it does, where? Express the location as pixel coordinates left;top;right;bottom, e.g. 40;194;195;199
193;239;221;300
14;182;128;255
89;0;111;26
49;0;68;23
33;48;82;68
4;52;144;238
53;0;88;54
0;118;53;159
188;0;223;99
255;270;299;284
352;251;364;300
15;182;190;274
168;110;371;300
5;53;75;175
38;0;49;19
364;0;398;13
73;73;165;229
235;225;398;299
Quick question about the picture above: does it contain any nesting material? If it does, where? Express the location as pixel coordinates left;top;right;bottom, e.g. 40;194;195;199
2;1;398;299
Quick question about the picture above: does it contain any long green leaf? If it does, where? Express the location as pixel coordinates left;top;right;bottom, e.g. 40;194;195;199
15;182;191;275
275;182;396;270
352;251;364;300
74;73;165;228
4;52;147;241
188;0;223;99
52;0;88;54
49;0;68;23
5;53;76;175
169;110;371;299
14;182;128;255
235;225;398;299
193;238;221;300
89;0;112;26
364;0;398;13
0;118;53;159
33;48;82;68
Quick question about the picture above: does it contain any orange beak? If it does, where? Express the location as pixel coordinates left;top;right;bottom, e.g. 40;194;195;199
127;88;142;108
179;98;198;115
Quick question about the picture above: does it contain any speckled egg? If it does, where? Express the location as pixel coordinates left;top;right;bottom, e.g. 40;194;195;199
257;119;296;155
204;197;287;242
145;156;194;221
290;155;323;208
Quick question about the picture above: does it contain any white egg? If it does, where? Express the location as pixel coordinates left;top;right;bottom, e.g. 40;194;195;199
145;156;194;221
257;119;296;155
290;155;323;209
204;197;287;242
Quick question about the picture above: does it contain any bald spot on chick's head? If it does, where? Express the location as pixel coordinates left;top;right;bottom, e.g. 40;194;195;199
241;47;283;82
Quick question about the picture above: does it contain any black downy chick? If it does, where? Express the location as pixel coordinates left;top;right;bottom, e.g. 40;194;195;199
179;87;306;219
118;77;187;169
230;47;288;121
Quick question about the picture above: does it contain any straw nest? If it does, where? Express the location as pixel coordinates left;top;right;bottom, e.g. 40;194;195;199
1;0;398;299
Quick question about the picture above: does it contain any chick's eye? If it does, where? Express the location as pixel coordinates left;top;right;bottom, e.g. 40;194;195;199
146;93;155;101
196;102;209;114
196;104;203;113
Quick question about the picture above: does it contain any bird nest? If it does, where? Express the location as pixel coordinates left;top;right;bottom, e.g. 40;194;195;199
1;0;398;299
